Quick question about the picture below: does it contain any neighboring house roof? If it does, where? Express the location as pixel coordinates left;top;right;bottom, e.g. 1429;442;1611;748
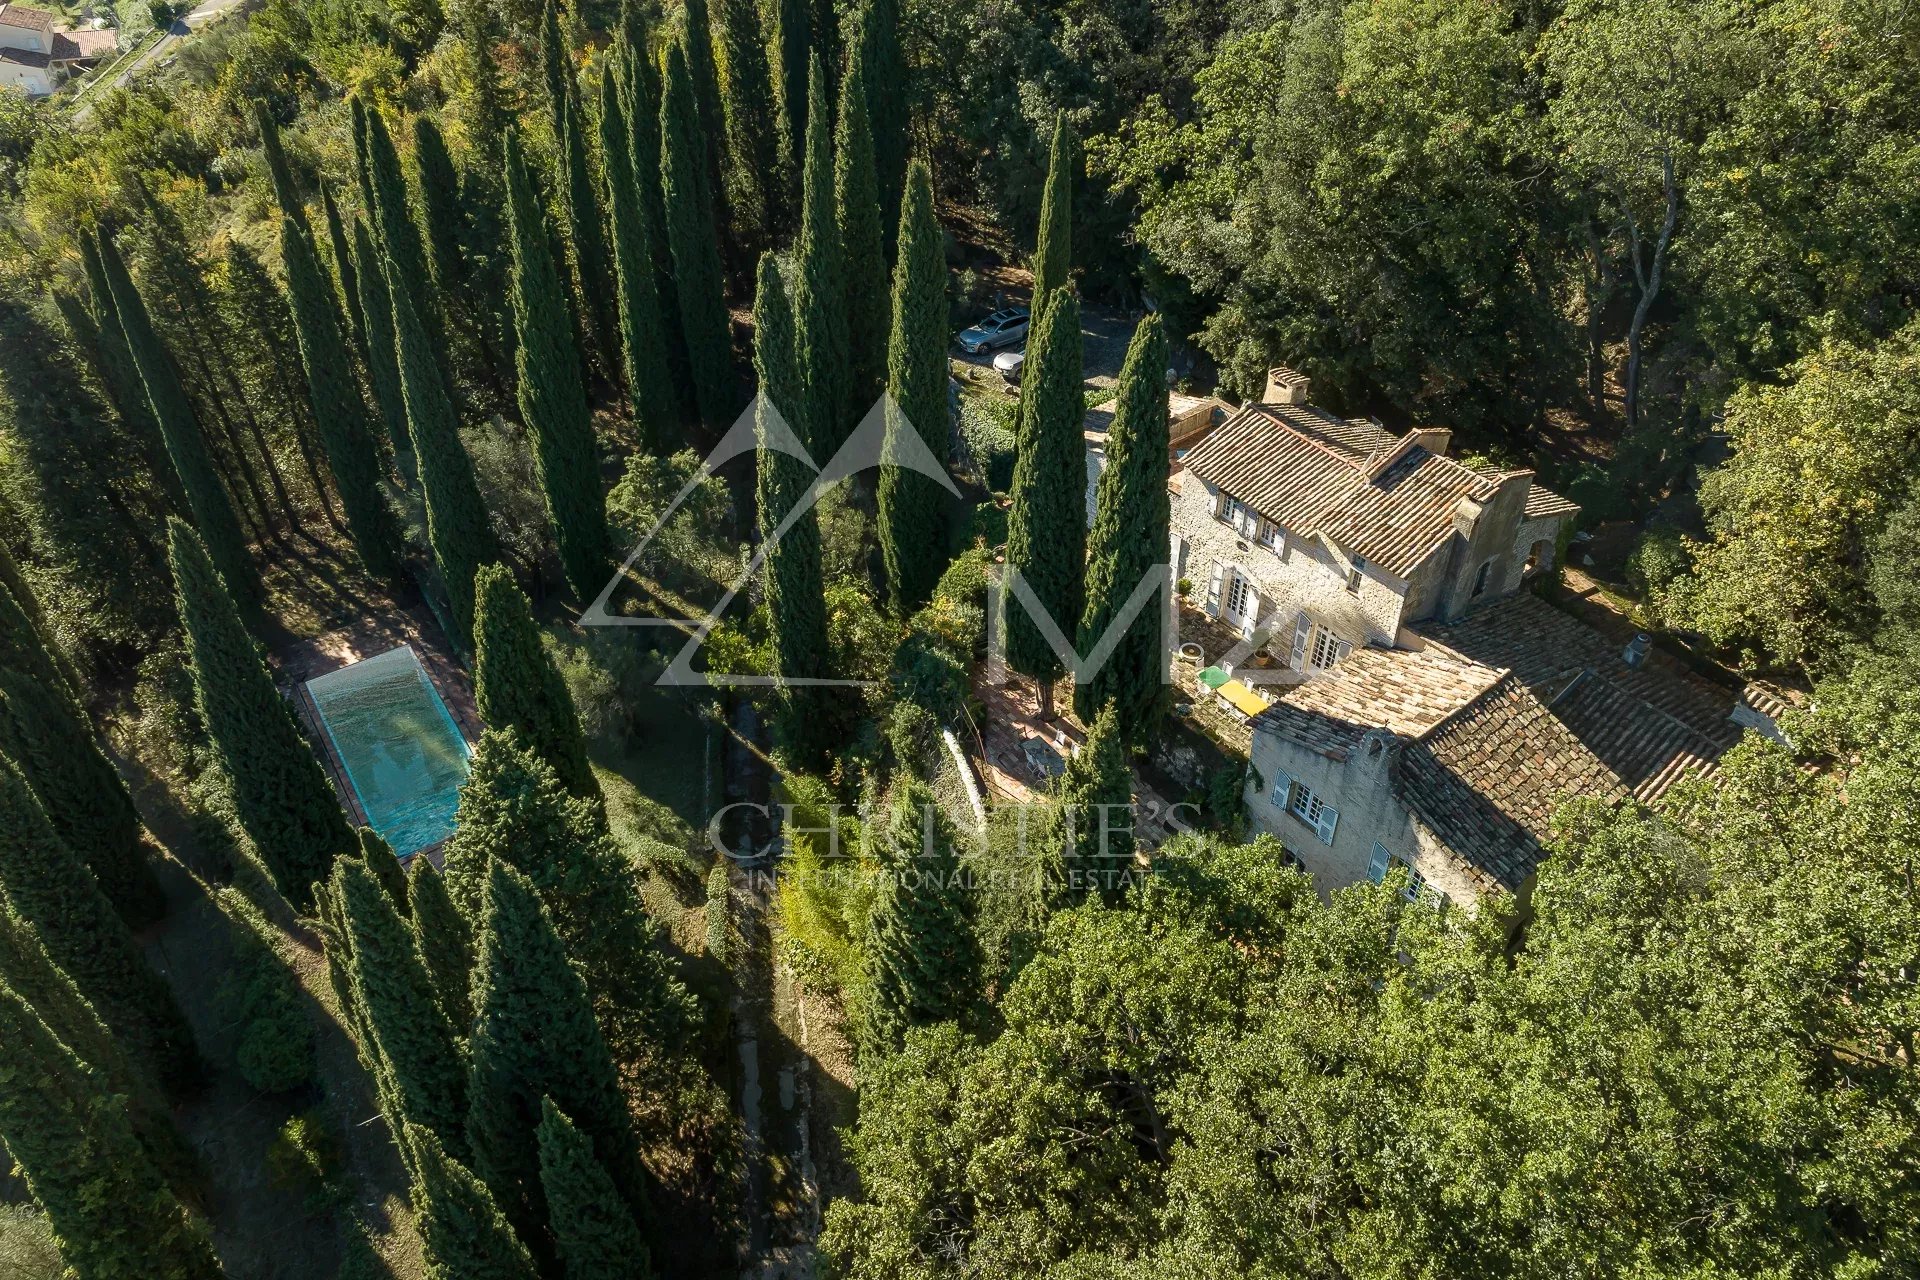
1396;676;1628;895
51;28;115;59
1181;403;1575;579
1084;390;1226;447
0;3;53;31
1253;644;1502;760
0;42;48;66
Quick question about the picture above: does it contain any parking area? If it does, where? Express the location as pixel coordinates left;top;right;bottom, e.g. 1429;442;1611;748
951;299;1148;392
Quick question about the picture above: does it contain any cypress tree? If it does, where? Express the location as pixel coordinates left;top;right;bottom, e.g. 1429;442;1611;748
770;0;809;219
0;668;162;927
857;0;909;252
321;185;369;361
0;540;81;693
1054;701;1134;904
0;979;221;1280
169;519;354;910
281;217;404;581
598;60;682;449
504;132;612;600
862;778;980;1053
751;256;831;770
78;230;181;512
98;233;259;609
616;2;670;279
355;826;411;913
1030;112;1075;325
409;859;474;1034
0;299;174;646
540;0;621;377
878;161;952;612
617;8;697;426
442;730;693;1062
353;217;414;473
335;859;467;1157
537;1096;653;1280
472;563;596;799
0;910;185;1179
1074;314;1171;737
677;0;727;226
794;57;851;457
1002;289;1085;718
465;859;646;1242
362;102;450;383
350;98;378;233
713;0;778;262
411;117;466;312
0;758;198;1088
220;240;344;532
836;41;889;419
660;38;737;434
0;573;71;701
391;259;499;652
406;1121;539;1280
255;101;303;227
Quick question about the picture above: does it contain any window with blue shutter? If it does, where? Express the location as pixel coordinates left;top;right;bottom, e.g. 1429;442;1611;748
1367;842;1391;883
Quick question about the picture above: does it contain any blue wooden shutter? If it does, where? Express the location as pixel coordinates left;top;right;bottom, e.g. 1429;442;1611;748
1367;842;1390;883
1315;804;1339;845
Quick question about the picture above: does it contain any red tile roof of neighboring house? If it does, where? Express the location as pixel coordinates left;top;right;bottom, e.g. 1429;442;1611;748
1181;403;1575;579
0;3;53;31
51;28;115;59
1524;484;1580;521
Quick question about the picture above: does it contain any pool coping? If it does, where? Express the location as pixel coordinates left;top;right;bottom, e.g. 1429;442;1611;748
276;602;480;867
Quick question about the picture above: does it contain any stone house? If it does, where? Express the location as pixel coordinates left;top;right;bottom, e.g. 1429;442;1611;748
1170;367;1577;671
1083;388;1227;528
0;3;117;97
1244;591;1780;908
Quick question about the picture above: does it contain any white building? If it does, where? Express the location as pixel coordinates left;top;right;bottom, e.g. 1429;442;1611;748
0;4;117;97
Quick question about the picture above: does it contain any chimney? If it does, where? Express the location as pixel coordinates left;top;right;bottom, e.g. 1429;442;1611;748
1623;634;1652;669
1451;496;1484;540
1263;366;1310;406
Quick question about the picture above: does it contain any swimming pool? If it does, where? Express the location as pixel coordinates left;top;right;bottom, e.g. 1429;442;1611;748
305;645;472;858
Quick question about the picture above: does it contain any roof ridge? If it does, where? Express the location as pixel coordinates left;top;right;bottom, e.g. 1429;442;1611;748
1414;665;1517;743
1251;404;1372;472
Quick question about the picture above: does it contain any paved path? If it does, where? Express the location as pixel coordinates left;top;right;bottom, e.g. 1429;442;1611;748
70;0;246;121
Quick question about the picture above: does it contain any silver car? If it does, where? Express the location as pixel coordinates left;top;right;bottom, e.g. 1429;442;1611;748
956;306;1030;354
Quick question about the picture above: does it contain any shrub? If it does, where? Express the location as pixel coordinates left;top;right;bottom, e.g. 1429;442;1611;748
772;774;874;996
959;396;1017;492
1626;527;1691;600
705;860;732;968
216;889;314;1094
267;1109;347;1211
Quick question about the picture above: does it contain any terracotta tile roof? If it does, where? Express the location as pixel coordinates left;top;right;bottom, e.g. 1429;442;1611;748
0;43;47;66
1395;676;1628;894
1252;644;1503;762
1181;404;1572;579
1524;484;1579;520
1316;449;1499;578
0;3;53;31
1545;669;1725;801
51;28;115;58
1422;592;1740;752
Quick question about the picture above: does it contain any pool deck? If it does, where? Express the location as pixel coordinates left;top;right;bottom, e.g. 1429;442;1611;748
275;603;480;862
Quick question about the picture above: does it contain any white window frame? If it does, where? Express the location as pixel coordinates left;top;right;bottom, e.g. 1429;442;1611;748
1309;627;1351;672
1284;780;1339;845
1370;846;1448;908
1225;570;1251;619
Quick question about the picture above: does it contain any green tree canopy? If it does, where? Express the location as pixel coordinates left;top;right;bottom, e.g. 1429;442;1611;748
471;562;596;799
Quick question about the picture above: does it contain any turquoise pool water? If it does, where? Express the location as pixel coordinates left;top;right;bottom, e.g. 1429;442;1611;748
306;645;471;858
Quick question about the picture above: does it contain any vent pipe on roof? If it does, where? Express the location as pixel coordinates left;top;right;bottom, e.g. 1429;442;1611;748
1623;634;1652;669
